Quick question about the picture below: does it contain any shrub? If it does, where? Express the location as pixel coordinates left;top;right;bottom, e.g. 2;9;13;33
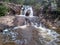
0;4;9;16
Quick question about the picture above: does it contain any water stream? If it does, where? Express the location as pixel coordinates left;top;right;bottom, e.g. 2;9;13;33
3;5;60;45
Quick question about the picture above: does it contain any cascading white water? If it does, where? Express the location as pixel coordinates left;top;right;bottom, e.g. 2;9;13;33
3;5;60;45
21;5;33;17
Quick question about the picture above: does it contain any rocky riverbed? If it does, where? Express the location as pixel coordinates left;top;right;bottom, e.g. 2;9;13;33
0;3;60;45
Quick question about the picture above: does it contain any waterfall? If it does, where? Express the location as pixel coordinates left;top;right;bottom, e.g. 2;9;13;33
3;5;60;45
21;5;33;17
21;5;60;45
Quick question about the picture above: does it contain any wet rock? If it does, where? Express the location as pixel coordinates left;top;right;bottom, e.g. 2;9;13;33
1;25;42;45
13;15;26;26
12;25;41;45
13;16;40;27
25;16;40;27
0;24;9;32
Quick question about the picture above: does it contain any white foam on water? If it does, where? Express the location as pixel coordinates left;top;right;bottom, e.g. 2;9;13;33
3;29;8;32
16;15;26;17
13;25;27;30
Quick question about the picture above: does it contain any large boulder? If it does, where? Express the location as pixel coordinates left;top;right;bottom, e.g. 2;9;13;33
0;16;15;26
11;25;41;45
0;16;15;30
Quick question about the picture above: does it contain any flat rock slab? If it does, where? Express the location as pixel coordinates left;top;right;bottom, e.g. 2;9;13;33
0;16;15;30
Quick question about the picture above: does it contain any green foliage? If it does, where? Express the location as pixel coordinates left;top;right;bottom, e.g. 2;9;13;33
16;0;25;5
3;0;36;5
0;4;9;16
24;0;36;5
9;0;25;5
34;3;41;10
3;0;10;2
